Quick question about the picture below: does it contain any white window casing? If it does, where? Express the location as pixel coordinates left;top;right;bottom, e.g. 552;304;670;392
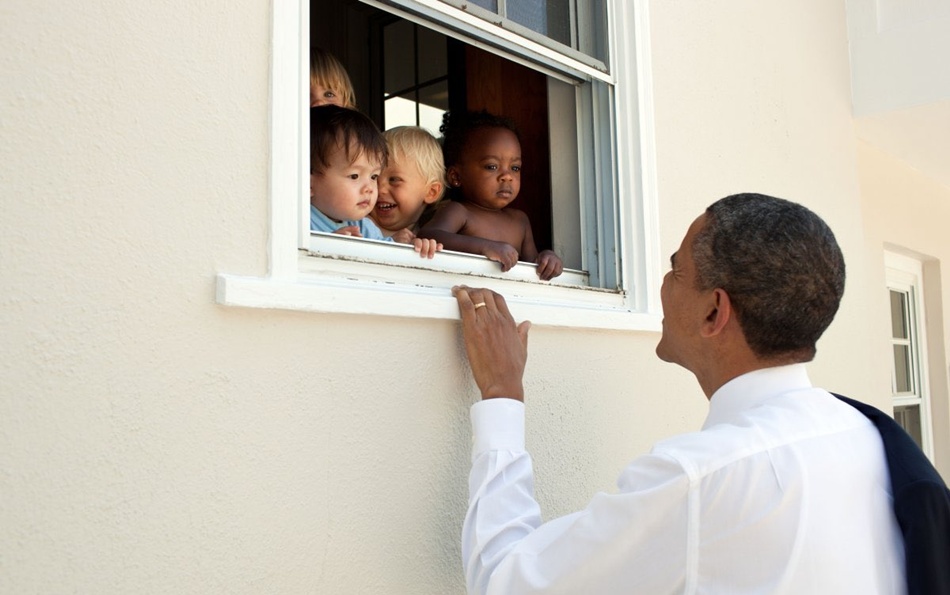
216;0;662;331
885;250;934;459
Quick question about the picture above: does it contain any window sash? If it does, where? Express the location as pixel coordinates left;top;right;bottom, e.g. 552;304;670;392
308;0;621;290
363;0;613;84
436;0;609;68
308;233;591;287
885;252;934;459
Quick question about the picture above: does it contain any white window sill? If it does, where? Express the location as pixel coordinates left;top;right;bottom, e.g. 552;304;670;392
216;235;662;331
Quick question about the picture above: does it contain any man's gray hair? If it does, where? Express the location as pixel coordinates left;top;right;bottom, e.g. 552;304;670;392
692;193;846;362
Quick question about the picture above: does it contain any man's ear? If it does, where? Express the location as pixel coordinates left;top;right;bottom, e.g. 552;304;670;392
424;181;443;204
700;288;732;338
310;173;316;199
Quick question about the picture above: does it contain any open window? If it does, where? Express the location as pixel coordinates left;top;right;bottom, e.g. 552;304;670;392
217;0;662;330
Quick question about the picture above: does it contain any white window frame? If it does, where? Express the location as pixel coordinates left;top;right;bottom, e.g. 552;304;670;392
885;251;934;459
215;0;663;331
436;0;610;73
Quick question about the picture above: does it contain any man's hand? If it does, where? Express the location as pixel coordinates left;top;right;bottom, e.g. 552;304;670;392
453;286;530;401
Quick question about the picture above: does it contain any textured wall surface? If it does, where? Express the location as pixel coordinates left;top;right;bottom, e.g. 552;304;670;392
1;0;909;593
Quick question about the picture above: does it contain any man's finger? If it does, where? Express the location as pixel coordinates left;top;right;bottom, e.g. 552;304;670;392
517;320;531;352
492;290;515;322
453;285;480;320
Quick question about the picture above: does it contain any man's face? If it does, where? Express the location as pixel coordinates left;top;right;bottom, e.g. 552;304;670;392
655;214;711;370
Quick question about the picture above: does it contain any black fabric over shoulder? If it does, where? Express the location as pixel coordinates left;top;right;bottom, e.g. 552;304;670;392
834;393;950;595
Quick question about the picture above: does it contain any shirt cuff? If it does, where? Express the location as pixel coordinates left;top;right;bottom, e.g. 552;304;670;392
471;398;525;459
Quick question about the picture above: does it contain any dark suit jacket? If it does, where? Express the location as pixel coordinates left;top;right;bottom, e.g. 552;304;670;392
835;393;950;595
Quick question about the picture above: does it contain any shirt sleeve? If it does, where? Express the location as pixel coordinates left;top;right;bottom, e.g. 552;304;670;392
464;399;693;595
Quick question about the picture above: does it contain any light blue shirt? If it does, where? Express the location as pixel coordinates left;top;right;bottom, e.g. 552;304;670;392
310;205;392;242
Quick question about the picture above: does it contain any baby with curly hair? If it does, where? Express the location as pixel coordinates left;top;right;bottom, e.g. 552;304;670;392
419;110;562;280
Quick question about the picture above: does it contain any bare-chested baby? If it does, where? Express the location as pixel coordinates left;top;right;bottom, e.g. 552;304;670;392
418;110;563;280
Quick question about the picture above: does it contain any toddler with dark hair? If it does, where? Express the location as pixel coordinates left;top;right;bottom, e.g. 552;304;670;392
310;106;439;258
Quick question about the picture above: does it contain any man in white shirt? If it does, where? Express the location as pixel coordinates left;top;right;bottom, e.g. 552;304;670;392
452;193;905;594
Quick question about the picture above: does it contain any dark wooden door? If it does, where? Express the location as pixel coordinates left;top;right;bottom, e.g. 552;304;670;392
452;44;553;253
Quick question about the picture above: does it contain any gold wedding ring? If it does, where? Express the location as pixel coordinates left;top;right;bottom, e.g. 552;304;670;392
473;302;487;310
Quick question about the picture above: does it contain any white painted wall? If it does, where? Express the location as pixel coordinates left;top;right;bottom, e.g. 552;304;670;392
847;0;950;115
648;0;883;404
0;0;912;592
857;140;950;478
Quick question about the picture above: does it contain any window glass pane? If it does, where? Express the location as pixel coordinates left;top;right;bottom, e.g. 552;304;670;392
439;0;606;64
384;94;418;129
894;405;923;449
417;81;448;136
508;1;550;37
417;27;447;83
578;0;608;62
892;344;913;393
469;0;496;11
384;20;414;95
541;0;572;47
890;290;908;339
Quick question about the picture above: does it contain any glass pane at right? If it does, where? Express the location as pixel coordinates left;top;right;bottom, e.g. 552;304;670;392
890;290;908;339
440;0;606;63
509;0;571;47
892;344;913;393
894;405;923;449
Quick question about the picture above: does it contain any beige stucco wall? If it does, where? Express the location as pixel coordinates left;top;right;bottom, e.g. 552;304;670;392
1;0;909;593
856;140;950;477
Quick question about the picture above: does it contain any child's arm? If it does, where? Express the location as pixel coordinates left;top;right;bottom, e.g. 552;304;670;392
419;203;520;272
519;213;563;280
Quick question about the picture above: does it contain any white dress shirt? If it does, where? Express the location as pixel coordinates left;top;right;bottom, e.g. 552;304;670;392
464;364;905;594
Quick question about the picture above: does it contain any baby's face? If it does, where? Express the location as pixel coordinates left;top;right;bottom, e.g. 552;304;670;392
373;154;436;232
311;81;344;107
311;144;381;222
452;127;521;211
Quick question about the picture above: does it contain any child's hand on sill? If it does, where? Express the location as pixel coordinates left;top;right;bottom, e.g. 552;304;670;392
390;228;442;259
412;237;442;259
536;250;563;281
482;241;520;272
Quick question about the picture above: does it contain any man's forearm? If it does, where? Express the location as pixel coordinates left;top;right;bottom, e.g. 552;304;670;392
464;399;541;594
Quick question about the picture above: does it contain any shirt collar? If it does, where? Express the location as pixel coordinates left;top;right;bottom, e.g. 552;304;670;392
702;363;812;430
